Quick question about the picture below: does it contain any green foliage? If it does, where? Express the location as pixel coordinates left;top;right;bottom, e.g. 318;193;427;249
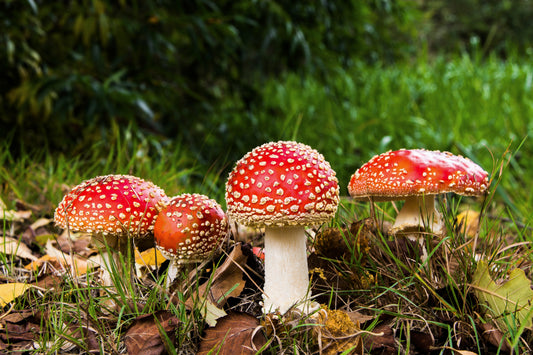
0;0;420;156
420;0;533;57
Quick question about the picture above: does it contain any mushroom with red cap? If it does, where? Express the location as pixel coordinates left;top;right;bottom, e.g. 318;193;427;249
348;149;489;242
54;174;169;286
154;193;228;286
225;141;340;314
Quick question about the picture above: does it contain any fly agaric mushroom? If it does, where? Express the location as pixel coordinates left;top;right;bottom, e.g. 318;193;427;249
225;141;340;314
154;193;228;286
54;174;169;286
348;149;489;239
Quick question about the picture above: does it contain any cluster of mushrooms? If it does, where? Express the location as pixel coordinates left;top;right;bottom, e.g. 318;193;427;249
54;141;489;316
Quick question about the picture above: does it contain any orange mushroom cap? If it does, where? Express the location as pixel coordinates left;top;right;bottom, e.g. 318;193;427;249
154;194;227;263
225;141;340;227
54;174;169;237
348;149;489;201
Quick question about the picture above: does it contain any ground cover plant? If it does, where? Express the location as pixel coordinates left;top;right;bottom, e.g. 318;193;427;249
1;54;532;354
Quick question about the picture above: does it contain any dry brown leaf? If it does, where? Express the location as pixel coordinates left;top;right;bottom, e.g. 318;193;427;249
0;208;31;222
0;237;37;261
25;240;98;276
197;312;266;355
30;218;52;230
188;243;248;309
182;244;248;326
363;324;396;353
479;322;511;353
124;310;180;355
0;310;43;352
0;283;31;307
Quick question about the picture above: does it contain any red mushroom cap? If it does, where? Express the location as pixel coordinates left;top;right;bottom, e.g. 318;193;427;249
348;149;489;201
225;141;340;227
154;193;227;263
54;174;169;237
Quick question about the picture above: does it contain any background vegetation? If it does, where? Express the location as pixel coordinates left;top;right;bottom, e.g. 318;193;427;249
2;0;532;223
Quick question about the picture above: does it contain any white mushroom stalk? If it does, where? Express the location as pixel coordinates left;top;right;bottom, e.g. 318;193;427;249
263;226;312;314
391;195;445;236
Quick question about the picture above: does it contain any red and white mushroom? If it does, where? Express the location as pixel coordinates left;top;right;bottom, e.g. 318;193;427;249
154;193;228;286
226;141;339;314
348;149;489;239
54;174;169;286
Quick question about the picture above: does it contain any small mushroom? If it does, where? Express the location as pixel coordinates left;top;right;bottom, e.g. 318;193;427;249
154;193;228;287
54;174;169;287
348;149;489;256
226;141;340;314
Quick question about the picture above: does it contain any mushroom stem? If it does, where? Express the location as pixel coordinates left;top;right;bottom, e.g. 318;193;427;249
263;226;315;314
166;261;181;288
391;195;445;236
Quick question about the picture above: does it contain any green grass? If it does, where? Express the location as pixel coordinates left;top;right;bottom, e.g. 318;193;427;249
0;53;532;353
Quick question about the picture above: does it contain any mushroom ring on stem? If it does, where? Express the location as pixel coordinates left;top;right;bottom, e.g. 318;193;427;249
54;174;169;287
154;193;228;287
348;149;489;238
225;141;340;315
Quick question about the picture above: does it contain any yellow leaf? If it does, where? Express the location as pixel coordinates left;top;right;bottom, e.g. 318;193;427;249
0;283;31;307
0;237;37;261
456;209;480;237
472;260;533;330
135;247;166;266
39;240;95;276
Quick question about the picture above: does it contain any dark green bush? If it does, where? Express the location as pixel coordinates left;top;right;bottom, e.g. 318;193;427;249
1;0;419;158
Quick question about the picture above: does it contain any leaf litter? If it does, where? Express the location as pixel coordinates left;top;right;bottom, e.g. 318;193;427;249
0;189;532;353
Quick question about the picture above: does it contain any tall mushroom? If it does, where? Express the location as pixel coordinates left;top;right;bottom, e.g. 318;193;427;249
54;174;169;287
154;193;228;287
226;141;339;314
348;149;489;253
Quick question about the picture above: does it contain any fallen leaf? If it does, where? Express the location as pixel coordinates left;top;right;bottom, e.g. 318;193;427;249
363;324;396;353
197;312;266;355
479;322;511;353
456;209;480;237
188;243;248;308
135;247;165;266
0;283;31;307
0;237;37;261
0;310;44;352
0;208;31;222
184;244;248;326
30;218;52;230
25;240;98;276
472;260;533;330
409;330;434;353
124;310;180;355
